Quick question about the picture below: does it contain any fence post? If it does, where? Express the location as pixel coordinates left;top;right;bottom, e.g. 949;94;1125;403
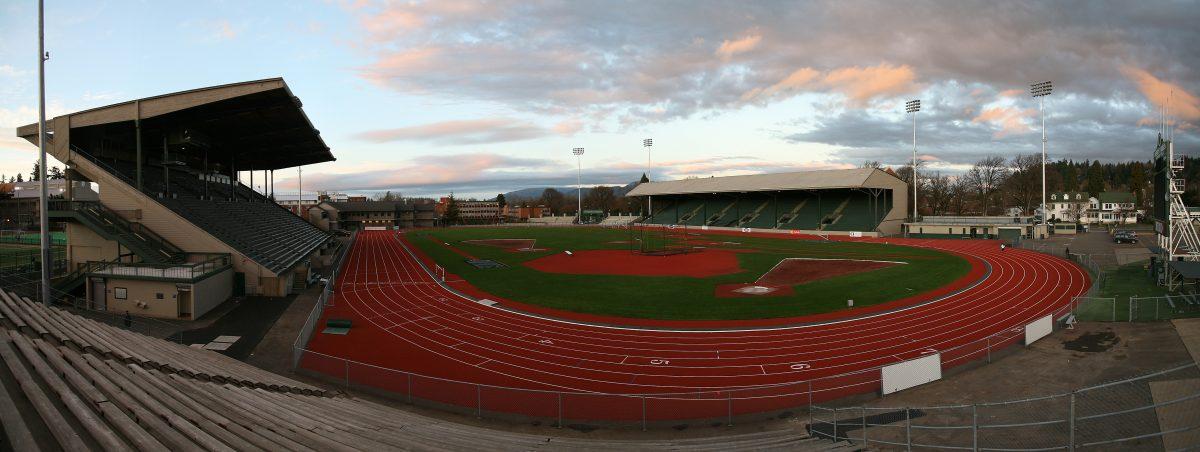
972;404;978;451
641;396;647;431
832;407;838;440
1129;297;1134;322
905;408;912;451
807;381;813;430
726;392;733;426
1068;391;1076;451
557;393;562;429
1111;297;1116;321
406;373;412;403
861;406;867;445
343;360;349;388
476;385;481;419
986;336;992;363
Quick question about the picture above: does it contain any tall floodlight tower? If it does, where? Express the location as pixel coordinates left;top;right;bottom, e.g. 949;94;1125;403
37;0;51;305
643;138;653;216
573;147;584;223
905;99;921;221
1031;81;1052;236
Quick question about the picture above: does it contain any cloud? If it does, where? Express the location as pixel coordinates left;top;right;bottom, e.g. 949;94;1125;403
742;63;917;106
212;20;239;40
821;64;918;106
715;34;762;60
0;65;28;78
1121;66;1200;125
354;118;554;145
972;106;1035;138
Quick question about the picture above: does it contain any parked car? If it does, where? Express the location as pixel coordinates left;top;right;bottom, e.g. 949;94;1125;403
1114;230;1138;244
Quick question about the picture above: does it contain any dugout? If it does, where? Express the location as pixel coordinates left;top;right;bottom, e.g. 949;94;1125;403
627;168;907;236
17;78;336;308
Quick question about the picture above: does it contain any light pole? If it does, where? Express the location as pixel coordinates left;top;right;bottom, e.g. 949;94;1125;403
37;0;50;305
1031;81;1052;237
573;147;584;223
643;138;653;216
905;100;920;222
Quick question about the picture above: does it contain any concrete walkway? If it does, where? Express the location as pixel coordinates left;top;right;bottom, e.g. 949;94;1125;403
246;285;322;375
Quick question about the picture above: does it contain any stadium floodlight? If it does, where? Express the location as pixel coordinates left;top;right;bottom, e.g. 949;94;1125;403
37;0;50;305
905;100;920;222
643;138;653;216
1031;81;1052;235
572;148;584;224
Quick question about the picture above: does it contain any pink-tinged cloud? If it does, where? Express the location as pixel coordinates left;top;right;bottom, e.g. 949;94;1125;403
821;64;918;106
742;63;917;106
715;34;762;60
998;88;1023;98
1121;66;1200;124
355;118;551;145
972;106;1035;138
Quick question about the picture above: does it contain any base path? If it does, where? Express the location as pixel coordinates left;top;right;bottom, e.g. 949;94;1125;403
301;230;1089;423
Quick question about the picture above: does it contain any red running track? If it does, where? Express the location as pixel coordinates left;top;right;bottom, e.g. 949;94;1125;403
301;230;1089;422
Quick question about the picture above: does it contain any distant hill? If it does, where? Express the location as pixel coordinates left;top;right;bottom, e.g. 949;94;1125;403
504;180;641;201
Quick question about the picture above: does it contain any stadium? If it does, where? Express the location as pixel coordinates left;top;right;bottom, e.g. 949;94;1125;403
1;77;1189;451
2;7;1199;448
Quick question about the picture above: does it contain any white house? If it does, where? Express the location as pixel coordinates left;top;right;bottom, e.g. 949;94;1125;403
1037;191;1137;225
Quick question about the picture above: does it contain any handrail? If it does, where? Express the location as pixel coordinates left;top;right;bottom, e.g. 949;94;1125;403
52;199;184;260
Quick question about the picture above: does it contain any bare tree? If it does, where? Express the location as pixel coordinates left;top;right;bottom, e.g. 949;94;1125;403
1004;154;1040;214
922;172;952;215
861;160;882;169
950;176;971;215
965;156;1009;215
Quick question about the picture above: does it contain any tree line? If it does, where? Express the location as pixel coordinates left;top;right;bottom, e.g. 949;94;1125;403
889;155;1159;217
0;161;65;184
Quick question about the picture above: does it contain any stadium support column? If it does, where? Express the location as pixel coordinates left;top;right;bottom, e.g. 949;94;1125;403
37;0;50;305
162;136;169;197
298;165;303;216
203;149;209;199
230;154;236;201
135;100;143;192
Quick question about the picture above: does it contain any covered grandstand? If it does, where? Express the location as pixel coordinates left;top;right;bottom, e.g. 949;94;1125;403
627;168;908;236
15;78;335;313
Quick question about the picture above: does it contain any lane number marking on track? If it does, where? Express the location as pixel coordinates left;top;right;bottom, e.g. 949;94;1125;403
790;363;811;370
921;348;938;355
649;359;670;366
471;316;483;321
538;339;554;345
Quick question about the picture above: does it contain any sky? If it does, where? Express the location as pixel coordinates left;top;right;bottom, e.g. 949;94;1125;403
1;0;1198;199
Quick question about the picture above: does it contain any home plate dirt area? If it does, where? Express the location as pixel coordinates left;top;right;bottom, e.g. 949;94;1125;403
717;258;903;298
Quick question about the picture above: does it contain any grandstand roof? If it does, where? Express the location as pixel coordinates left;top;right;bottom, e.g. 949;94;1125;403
17;78;333;170
627;168;904;197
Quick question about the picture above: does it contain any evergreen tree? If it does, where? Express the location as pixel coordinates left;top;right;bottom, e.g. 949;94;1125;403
496;193;507;207
48;166;64;180
29;161;40;182
443;193;461;225
1086;161;1105;196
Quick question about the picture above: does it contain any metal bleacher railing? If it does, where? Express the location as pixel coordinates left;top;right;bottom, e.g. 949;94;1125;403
1;272;186;342
810;361;1200;450
293;230;356;369
288;235;1136;429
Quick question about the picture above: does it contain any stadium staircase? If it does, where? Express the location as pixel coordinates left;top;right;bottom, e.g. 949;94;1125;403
48;200;185;266
0;285;863;451
776;197;809;228
817;195;852;231
705;200;737;226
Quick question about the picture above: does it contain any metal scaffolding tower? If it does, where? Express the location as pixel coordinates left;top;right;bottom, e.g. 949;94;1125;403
1156;135;1200;290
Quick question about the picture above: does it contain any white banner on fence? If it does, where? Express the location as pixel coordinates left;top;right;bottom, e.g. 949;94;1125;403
364;226;388;231
1025;315;1053;345
881;353;942;395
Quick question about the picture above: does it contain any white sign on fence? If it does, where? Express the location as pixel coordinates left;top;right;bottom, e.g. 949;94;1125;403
881;353;942;395
849;231;863;238
364;226;388;231
1024;315;1053;345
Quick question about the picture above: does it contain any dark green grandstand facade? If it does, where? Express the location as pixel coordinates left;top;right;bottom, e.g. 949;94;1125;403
628;168;908;236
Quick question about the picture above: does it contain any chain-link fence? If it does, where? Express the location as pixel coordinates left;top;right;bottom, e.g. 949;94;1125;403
811;362;1200;450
